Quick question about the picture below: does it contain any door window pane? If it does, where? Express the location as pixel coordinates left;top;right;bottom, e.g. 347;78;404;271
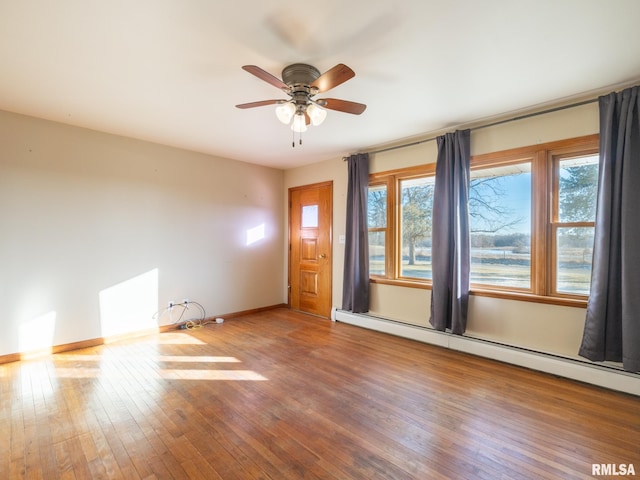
470;163;532;289
556;227;594;295
302;205;318;228
400;177;434;279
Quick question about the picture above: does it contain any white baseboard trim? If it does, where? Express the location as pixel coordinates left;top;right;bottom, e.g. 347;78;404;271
335;310;640;397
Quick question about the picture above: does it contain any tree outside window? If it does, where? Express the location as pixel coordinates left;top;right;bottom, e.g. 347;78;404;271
400;177;434;279
469;163;532;289
368;184;387;276
554;154;598;295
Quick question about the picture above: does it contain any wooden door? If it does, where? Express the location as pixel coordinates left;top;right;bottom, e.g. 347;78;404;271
289;182;332;318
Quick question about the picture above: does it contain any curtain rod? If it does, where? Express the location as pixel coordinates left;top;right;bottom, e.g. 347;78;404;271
343;97;598;160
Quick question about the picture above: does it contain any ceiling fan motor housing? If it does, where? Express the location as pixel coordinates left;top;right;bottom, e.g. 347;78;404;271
281;63;321;87
282;64;321;111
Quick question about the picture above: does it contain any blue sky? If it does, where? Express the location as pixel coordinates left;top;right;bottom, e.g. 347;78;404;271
505;173;532;234
470;172;532;235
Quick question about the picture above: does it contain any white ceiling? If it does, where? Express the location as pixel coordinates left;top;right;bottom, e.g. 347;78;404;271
1;1;640;170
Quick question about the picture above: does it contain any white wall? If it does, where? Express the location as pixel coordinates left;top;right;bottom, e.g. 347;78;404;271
0;110;285;356
285;102;602;362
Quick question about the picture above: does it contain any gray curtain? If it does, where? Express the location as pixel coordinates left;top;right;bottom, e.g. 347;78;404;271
342;153;370;313
429;129;471;334
579;85;640;373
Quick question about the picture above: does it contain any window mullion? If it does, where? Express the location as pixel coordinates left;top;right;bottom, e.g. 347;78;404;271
531;149;549;296
389;176;399;279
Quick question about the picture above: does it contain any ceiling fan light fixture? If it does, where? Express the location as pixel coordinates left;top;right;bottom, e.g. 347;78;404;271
291;113;307;133
275;102;295;124
307;103;327;126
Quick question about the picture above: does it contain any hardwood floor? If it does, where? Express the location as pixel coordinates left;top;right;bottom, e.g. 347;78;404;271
1;308;638;479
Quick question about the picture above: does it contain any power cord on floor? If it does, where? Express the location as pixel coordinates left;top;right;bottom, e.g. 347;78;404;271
152;300;211;330
175;300;211;330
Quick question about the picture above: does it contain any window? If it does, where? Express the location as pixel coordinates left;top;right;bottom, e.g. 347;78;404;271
469;162;532;289
367;135;599;305
400;176;435;280
368;183;388;276
302;205;318;227
368;165;435;286
553;154;598;296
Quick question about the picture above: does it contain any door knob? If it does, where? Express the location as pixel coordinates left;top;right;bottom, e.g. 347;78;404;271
319;253;327;259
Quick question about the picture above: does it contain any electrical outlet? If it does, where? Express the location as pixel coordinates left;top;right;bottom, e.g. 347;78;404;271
183;298;189;306
168;300;175;310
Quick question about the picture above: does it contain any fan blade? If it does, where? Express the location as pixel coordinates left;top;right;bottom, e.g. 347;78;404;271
311;64;355;92
320;98;367;115
236;100;282;109
242;65;289;91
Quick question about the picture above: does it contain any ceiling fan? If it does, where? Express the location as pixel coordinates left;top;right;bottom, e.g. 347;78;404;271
236;63;366;145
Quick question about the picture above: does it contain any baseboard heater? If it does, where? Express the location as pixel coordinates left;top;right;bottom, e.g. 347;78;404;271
335;310;640;397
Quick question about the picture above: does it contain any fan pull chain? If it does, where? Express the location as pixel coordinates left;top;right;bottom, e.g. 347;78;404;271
291;129;303;148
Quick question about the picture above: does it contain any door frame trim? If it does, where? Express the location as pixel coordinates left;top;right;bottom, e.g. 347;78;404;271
288;181;333;316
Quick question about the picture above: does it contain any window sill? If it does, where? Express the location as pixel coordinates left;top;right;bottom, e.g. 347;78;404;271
369;278;588;308
470;288;588;308
370;277;432;290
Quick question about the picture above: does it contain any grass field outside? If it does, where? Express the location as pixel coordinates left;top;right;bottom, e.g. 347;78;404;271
369;245;591;294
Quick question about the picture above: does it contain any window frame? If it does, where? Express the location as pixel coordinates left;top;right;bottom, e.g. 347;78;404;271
368;134;599;306
468;155;535;294
397;172;437;282
369;164;436;289
367;180;392;277
548;148;599;299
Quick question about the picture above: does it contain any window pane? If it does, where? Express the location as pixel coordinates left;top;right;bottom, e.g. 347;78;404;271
469;163;531;289
301;205;318;228
368;185;387;228
369;231;385;276
558;155;599;223
400;177;434;279
556;227;594;295
368;184;387;276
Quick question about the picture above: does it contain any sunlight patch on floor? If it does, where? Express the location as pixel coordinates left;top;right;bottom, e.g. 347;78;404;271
51;367;267;381
53;353;241;363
